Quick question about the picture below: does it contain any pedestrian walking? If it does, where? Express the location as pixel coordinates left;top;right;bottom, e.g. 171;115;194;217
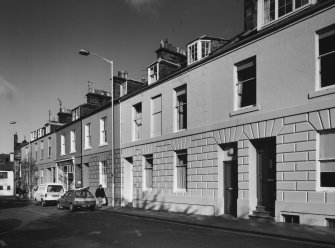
95;185;106;208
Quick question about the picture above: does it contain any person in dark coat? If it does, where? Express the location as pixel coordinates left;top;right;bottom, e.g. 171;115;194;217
95;185;106;208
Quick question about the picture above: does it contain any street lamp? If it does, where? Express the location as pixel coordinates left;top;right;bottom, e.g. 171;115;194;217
79;49;115;206
10;121;31;196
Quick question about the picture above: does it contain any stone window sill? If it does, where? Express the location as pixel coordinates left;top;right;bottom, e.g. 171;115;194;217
308;86;335;99
229;105;260;117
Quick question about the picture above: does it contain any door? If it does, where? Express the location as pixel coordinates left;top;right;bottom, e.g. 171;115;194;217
224;161;238;216
123;158;133;206
256;138;276;216
82;164;89;188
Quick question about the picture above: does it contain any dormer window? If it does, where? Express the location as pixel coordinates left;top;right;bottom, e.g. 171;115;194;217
120;81;127;97
72;108;79;121
262;0;310;26
201;41;210;58
148;64;158;85
187;40;211;65
188;43;198;64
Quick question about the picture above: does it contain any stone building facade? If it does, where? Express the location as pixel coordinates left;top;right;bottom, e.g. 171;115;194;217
119;0;335;226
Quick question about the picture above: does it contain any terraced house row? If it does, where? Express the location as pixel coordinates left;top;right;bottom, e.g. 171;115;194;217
19;0;335;227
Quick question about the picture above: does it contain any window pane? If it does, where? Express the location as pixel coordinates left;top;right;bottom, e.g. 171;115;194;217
177;166;186;189
146;168;153;188
152;95;162;114
176;89;187;130
279;0;293;17
264;0;275;24
240;78;256;107
237;57;256;108
320;131;335;159
295;0;309;8
320;54;335;88
319;31;335;56
320;161;335;172
321;172;335;187
152;112;162;137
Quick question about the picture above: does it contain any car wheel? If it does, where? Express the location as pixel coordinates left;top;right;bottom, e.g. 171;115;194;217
57;202;63;210
69;203;75;212
41;199;46;207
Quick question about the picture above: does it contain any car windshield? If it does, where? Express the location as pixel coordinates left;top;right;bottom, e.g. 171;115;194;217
75;190;93;198
47;185;64;193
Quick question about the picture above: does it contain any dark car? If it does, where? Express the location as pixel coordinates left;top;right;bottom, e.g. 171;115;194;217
57;188;96;211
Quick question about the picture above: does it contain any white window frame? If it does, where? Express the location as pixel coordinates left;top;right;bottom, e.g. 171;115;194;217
99;161;107;188
187;40;211;65
201;41;211;58
148;64;159;84
133;103;142;141
142;155;153;190
72;108;79;121
174;85;187;132
120;81;128;97
60;134;66;155
260;0;312;28
85;123;92;149
316;25;335;91
188;42;198;65
100;117;108;146
151;95;162;138
234;57;257;110
173;150;187;192
316;130;335;192
70;130;76;153
40;141;44;159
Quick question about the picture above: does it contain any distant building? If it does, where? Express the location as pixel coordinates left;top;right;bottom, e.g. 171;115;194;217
0;154;14;196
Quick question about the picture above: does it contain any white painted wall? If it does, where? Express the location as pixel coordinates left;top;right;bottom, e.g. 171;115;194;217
0;171;14;196
120;7;335;146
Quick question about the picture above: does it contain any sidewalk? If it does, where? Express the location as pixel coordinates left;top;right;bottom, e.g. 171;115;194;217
99;206;335;246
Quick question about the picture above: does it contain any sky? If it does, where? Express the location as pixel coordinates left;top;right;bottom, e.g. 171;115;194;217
0;0;244;154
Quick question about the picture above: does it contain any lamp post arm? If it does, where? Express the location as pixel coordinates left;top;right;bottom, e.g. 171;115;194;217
89;51;113;65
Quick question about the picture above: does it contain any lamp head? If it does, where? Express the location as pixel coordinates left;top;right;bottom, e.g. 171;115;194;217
79;49;90;56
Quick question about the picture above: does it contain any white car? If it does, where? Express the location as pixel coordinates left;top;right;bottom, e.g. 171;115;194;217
33;183;65;206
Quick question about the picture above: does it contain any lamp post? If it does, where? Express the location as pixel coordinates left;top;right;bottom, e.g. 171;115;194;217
10;121;31;197
79;49;115;206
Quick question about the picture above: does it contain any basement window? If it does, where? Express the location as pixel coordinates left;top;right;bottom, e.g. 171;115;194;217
283;214;300;224
318;130;335;190
326;218;335;228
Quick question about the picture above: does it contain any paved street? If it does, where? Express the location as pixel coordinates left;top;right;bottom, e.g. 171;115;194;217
0;198;334;248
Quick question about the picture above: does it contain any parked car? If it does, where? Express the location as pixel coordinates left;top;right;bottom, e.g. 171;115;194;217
57;188;96;211
33;183;66;206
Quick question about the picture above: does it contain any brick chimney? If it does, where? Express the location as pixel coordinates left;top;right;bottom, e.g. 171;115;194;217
57;108;72;124
148;39;186;85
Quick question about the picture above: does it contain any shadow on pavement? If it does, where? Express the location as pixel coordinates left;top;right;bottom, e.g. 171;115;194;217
0;197;32;209
0;219;22;233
